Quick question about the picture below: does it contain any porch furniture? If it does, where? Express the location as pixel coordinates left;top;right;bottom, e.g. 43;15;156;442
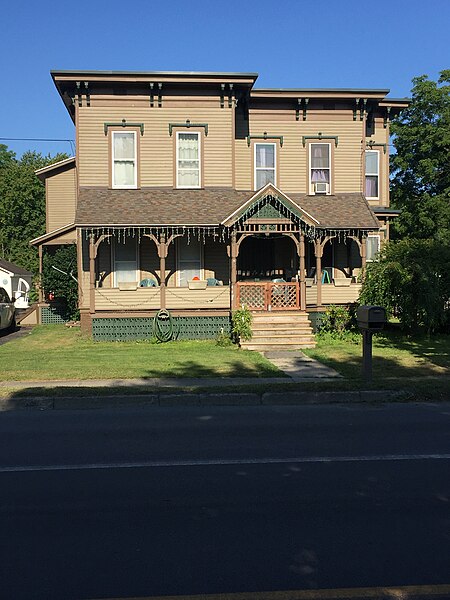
207;278;221;286
139;278;158;287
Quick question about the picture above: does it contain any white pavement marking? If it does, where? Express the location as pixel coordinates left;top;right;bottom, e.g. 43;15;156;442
1;453;450;473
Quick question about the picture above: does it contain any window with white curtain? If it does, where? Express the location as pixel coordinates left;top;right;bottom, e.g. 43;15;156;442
254;143;276;189
365;150;379;199
112;131;137;189
113;237;138;285
177;132;200;188
310;143;331;193
177;237;202;286
366;235;381;261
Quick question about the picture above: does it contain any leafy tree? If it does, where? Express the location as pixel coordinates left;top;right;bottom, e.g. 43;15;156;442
390;71;450;242
0;147;68;273
42;245;79;320
359;239;450;334
0;144;16;169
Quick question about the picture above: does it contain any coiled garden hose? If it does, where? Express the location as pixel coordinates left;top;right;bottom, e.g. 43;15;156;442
152;309;178;342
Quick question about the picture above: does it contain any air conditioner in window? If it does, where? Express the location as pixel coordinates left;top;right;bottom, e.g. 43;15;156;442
314;182;329;194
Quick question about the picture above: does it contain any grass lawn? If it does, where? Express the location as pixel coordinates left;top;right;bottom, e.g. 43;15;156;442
0;325;283;382
303;329;450;399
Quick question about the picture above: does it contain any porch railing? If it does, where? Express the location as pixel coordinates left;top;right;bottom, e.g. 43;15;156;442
236;281;300;311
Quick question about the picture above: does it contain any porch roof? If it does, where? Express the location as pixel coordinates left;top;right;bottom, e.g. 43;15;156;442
76;187;380;230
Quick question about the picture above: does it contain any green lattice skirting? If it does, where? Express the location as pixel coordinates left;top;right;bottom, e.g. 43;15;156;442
41;305;72;324
92;316;231;341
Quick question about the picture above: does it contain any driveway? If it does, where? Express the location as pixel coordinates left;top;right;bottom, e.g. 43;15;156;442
0;326;31;346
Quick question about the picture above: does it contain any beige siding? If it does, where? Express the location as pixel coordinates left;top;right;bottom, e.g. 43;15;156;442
77;102;233;187
95;286;231;310
306;283;362;305
235;111;364;194
46;167;77;232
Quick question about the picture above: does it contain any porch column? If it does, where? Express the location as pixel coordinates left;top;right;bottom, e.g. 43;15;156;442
230;232;238;309
89;235;96;315
361;236;367;274
299;234;306;311
159;234;167;309
38;245;43;303
315;238;323;307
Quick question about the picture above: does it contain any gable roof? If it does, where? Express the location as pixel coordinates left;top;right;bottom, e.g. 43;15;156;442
0;258;33;276
35;157;76;181
221;183;319;227
76;187;380;230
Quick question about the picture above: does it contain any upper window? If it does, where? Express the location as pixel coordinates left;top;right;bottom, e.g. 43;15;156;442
177;132;200;188
366;235;381;261
365;150;379;199
112;131;137;189
255;143;276;190
310;143;331;194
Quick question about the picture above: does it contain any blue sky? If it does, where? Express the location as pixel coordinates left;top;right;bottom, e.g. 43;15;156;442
1;0;449;159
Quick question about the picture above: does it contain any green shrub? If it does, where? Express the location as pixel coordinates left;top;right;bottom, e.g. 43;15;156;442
318;304;356;339
42;245;79;320
359;239;450;333
216;329;233;347
231;306;253;342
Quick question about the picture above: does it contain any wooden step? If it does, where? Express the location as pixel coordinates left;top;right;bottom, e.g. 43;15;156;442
242;310;316;351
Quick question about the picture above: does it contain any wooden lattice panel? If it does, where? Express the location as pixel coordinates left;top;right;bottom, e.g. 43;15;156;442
238;284;266;310
270;283;298;310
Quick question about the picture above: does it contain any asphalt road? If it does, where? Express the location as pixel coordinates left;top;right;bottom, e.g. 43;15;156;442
1;402;449;599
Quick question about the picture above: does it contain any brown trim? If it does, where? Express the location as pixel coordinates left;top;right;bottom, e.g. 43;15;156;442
76;228;83;310
250;138;281;191
305;139;335;195
171;126;205;190
231;94;236;189
108;126;141;190
45;178;49;233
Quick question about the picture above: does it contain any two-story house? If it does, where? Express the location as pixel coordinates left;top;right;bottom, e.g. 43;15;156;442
32;70;407;346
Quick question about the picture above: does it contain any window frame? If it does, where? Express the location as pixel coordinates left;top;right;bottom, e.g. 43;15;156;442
176;131;201;189
111;130;138;190
366;234;381;262
365;150;380;200
254;142;277;191
112;237;139;287
176;237;204;287
309;142;332;195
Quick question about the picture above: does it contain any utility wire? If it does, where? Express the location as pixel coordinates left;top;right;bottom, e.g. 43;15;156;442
0;137;75;154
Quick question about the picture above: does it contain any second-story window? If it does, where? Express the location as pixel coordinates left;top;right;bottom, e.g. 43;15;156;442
112;131;137;189
310;143;331;194
365;150;379;199
177;132;200;188
255;143;276;189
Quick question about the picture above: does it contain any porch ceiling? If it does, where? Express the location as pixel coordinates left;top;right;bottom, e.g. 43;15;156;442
76;187;380;230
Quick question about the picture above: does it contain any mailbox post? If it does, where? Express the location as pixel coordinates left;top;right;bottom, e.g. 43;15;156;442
356;306;386;381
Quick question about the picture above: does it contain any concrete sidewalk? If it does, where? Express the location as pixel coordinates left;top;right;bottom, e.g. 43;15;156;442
264;350;342;381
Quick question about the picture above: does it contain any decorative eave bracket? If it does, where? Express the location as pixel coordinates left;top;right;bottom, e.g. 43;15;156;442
168;120;209;136
246;132;284;147
296;98;309;121
104;119;145;135
302;133;339;147
149;83;163;107
75;81;90;107
384;106;391;129
220;83;234;108
353;98;368;121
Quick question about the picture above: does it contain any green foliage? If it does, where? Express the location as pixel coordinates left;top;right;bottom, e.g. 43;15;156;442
0;146;69;273
215;329;233;347
390;71;450;242
231;306;253;342
359;239;450;333
318;304;358;340
42;245;79;320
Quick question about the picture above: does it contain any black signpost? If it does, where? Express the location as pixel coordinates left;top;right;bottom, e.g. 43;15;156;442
356;306;386;382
